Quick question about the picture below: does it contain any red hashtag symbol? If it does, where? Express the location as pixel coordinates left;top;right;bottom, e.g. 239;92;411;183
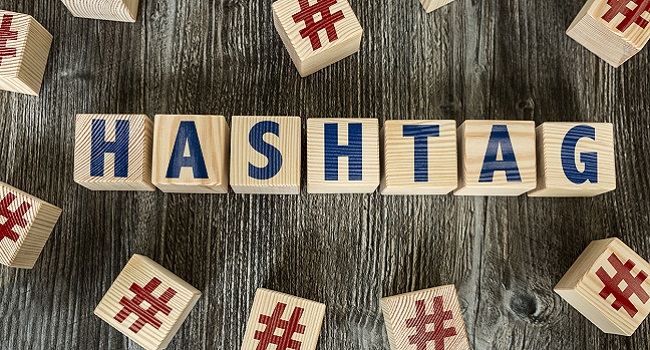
602;0;650;32
292;0;345;50
405;297;458;350
114;277;177;333
0;193;31;243
596;253;649;317
0;14;18;66
254;302;306;350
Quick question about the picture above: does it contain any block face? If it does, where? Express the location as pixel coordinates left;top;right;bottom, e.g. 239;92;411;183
420;0;457;13
307;118;379;193
380;285;470;350
230;116;301;194
529;123;615;197
151;115;230;194
455;120;536;196
94;254;201;350
74;114;155;191
241;288;326;350
381;120;457;195
61;0;140;23
272;0;363;76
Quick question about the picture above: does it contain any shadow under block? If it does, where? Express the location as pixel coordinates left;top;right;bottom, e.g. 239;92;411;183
555;238;650;336
420;0;457;13
230;116;301;194
241;288;326;350
74;114;155;191
380;285;471;350
0;11;52;96
381;120;457;195
60;0;140;22
151;115;229;194
307;118;379;193
529;123;615;197
567;0;650;67
0;182;61;269
454;120;536;196
94;254;201;350
272;0;363;77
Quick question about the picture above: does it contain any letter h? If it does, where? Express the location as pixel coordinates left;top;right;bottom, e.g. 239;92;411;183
90;119;130;177
324;123;363;181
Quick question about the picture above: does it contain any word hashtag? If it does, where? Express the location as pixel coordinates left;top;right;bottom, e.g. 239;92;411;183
0;14;18;66
114;277;177;333
254;302;306;350
596;253;650;317
0;192;31;243
292;0;345;50
405;297;458;350
602;0;650;32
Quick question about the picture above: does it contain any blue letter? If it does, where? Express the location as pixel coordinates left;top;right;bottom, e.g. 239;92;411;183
165;121;209;179
561;125;598;184
324;123;363;181
248;121;283;180
403;125;440;182
479;125;522;182
90;119;130;177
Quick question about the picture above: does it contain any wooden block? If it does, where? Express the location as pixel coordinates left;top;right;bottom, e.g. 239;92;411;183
555;238;650;336
307;118;379;193
94;254;201;350
0;11;52;96
567;0;650;67
151;115;229;194
230;116;301;195
381;120;457;195
0;182;61;269
454;120;536;196
380;285;471;350
74;114;155;191
241;288;326;350
272;0;363;77
529;122;616;197
420;0;457;13
61;0;140;23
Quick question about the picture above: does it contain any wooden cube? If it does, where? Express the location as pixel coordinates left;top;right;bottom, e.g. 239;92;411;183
420;0;457;13
381;120;457;195
61;0;140;23
74;114;155;191
230;116;301;194
380;285;470;350
94;254;201;350
567;0;650;67
241;288;326;350
0;11;52;96
0;182;61;269
529;123;615;197
307;118;379;193
555;238;650;336
454;120;536;196
272;0;363;77
151;115;229;194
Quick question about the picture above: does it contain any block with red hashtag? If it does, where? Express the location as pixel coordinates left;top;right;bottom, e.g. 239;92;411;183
380;285;470;350
241;288;326;350
0;182;61;269
94;254;201;350
567;0;650;67
272;0;363;77
0;10;52;96
555;238;650;335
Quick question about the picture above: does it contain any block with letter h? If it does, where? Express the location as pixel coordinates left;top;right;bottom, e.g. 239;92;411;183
307;118;379;193
230;116;301;194
74;114;155;191
555;238;650;335
94;254;201;350
61;0;140;22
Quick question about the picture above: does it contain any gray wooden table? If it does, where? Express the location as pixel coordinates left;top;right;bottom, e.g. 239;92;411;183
1;0;648;349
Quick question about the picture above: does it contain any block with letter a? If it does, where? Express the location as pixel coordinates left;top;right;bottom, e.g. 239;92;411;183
61;0;140;23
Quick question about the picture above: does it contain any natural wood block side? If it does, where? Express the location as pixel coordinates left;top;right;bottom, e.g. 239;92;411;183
380;285;471;350
230;116;301;194
420;0;457;13
74;114;155;191
60;0;140;23
241;288;326;350
94;254;201;350
151;115;229;194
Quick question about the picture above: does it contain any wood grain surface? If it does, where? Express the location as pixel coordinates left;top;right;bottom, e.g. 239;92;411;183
0;0;649;349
